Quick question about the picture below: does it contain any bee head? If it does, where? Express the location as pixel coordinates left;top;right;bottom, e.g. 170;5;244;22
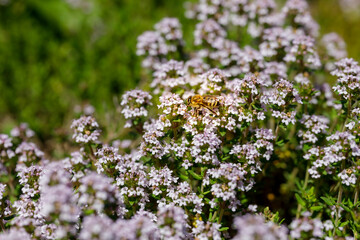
186;96;192;105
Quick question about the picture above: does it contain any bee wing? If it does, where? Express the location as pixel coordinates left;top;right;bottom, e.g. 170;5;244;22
202;95;220;107
200;105;217;115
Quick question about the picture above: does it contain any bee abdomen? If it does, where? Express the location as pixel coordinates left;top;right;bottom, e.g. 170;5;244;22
204;96;219;107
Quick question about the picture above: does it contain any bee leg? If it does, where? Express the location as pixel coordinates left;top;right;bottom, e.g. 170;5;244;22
196;107;201;118
192;107;199;117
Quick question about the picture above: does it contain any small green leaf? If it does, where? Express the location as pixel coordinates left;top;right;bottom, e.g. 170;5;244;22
339;203;352;213
340;221;349;227
151;194;161;200
335;229;342;236
223;147;230;153
222;155;230;161
179;174;189;181
310;206;323;211
219;227;229;232
201;167;207;177
84;209;95;215
276;140;284;146
295;193;306;207
189;170;202;180
3;214;16;220
321;196;335;206
220;131;226;136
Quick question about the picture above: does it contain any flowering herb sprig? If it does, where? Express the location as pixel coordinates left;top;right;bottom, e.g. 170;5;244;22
0;0;360;239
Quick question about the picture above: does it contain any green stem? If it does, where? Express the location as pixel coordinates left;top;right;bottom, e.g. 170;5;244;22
296;164;310;218
88;144;97;164
354;176;360;206
217;202;225;224
274;123;280;141
329;117;338;134
333;185;343;235
341;95;352;132
211;211;217;222
333;160;346;236
0;219;5;232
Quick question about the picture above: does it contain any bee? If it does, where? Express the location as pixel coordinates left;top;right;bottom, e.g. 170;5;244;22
186;95;221;116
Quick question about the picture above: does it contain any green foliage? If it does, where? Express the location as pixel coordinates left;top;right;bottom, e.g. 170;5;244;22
0;0;359;155
0;0;193;147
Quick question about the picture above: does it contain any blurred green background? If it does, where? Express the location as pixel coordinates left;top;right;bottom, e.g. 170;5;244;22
0;0;359;155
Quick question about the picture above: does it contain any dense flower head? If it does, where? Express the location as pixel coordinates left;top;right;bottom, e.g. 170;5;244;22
157;204;189;240
136;31;169;67
39;162;80;234
233;214;288;240
95;146;123;174
0;134;15;161
260;27;295;58
0;183;5;199
153;60;186;90
115;154;149;210
15;142;44;169
154;17;183;41
11;195;43;230
17;165;43;198
140;119;169;159
306;131;360;179
10;123;35;140
136;17;183;68
331;58;360;99
79;215;114;240
0;183;11;218
158;93;187;116
39;161;72;188
283;0;309;14
284;35;321;69
338;166;358;186
298;114;329;145
321;33;347;61
203;163;252;209
282;0;319;36
184;58;209;77
115;215;160;240
120;90;153;126
40;184;80;238
199;68;230;94
194;19;227;47
289;212;325;239
71;115;101;143
192;220;221;240
0;227;32;240
230;128;275;174
40;192;78;239
63;150;90;181
77;172;124;217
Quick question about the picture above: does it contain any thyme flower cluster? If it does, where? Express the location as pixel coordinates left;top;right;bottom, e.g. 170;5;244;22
0;0;359;239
